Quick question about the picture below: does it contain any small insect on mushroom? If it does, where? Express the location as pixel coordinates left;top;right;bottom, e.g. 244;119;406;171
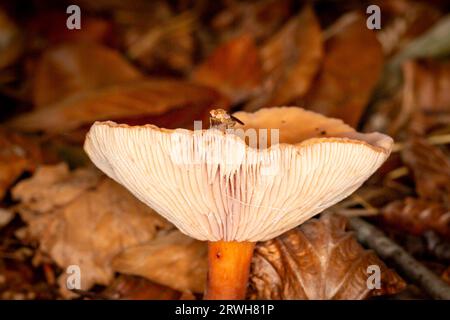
209;108;244;131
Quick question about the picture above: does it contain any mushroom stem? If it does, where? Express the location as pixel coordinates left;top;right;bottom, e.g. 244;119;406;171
204;241;255;300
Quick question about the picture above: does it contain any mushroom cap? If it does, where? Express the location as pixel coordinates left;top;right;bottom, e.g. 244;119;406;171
84;107;393;241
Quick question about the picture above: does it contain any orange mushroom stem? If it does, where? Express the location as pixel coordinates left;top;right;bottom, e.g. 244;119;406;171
205;241;255;300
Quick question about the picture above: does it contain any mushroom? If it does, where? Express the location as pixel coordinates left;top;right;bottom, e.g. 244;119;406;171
84;106;393;299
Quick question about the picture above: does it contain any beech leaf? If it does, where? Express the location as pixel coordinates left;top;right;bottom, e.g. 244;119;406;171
381;197;450;239
405;59;450;113
8;79;229;135
112;230;207;294
259;5;323;107
32;42;142;108
192;34;263;104
401;137;450;208
302;12;383;127
249;214;405;299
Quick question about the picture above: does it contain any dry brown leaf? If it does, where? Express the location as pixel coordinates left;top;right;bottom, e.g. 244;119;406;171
0;129;41;200
404;59;450;113
8;79;229;135
249;214;405;299
12;163;172;295
301;12;384;127
401;137;450;207
397;59;450;136
192;34;263;103
368;59;450;136
257;5;323;107
112;230;207;294
32;42;142;108
381;197;450;239
12;163;100;214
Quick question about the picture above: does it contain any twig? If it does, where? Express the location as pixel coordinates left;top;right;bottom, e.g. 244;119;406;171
337;208;379;218
348;217;450;300
385;166;409;181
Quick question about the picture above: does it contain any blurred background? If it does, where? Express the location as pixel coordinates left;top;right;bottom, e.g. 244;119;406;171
0;0;449;300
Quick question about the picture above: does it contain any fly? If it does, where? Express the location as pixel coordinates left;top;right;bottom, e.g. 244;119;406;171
209;108;244;131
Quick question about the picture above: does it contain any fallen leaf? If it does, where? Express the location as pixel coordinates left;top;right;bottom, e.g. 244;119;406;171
32;42;142;108
0;129;41;200
301;12;384;127
249;214;405;299
7;79;229;135
401;137;450;207
257;5;323;107
192;34;263;104
12;163;100;213
402;59;450;136
12;163;172;295
112;230;207;294
405;59;450;113
381;197;450;239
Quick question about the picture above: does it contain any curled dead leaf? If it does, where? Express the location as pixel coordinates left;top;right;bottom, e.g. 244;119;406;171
257;5;323;108
401;137;450;207
32;42;142;108
404;59;450;113
249;214;405;299
301;12;383;127
7;79;229;135
12;163;172;296
366;59;450;136
192;34;263;104
381;197;450;239
112;230;207;294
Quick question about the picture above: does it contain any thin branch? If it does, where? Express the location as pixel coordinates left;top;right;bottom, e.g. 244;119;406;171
348;217;450;300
